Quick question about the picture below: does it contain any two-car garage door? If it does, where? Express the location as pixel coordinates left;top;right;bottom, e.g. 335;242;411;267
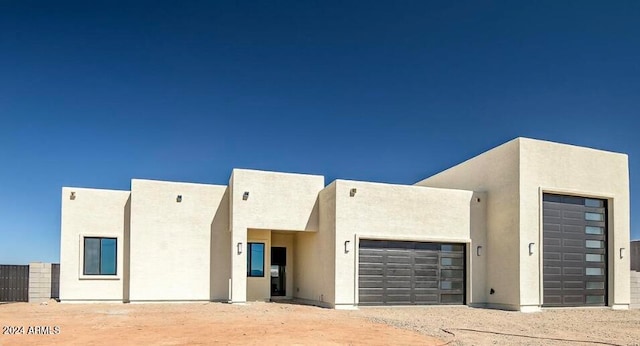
358;240;465;306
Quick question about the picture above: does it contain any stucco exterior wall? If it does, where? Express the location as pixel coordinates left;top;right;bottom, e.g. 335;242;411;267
416;139;521;310
210;188;231;301
230;169;323;232
293;182;336;307
60;187;130;302
128;179;228;301
246;229;271;301
229;169;324;303
332;180;484;307
519;138;630;308
59;138;629;311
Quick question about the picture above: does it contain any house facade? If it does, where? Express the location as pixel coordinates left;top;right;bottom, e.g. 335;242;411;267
59;138;631;311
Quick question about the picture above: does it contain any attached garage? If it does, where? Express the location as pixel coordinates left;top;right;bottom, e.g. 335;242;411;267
543;193;608;307
358;240;465;306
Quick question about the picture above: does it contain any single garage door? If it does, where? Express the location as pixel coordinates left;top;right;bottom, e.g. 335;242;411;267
358;240;465;306
543;193;607;307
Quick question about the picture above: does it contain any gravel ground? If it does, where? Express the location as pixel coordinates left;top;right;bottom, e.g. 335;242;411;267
2;301;638;345
355;306;640;346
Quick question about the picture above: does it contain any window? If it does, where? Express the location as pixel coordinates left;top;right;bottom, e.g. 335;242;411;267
586;254;604;262
585;212;604;221
83;237;117;275
585;240;604;249
585;199;603;208
247;243;265;277
586;267;604;276
585;226;604;235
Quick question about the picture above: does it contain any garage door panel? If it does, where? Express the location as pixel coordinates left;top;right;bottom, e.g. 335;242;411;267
415;243;440;251
414;269;438;277
386;256;412;264
441;269;464;278
543;193;607;307
440;294;464;304
544;252;561;261
414;294;439;303
414;281;439;289
358;294;384;303
562;239;584;248
544;238;562;247
562;281;585;289
386;280;412;288
562;253;583;262
563;295;584;305
359;251;383;258
359;267;384;276
414;256;439;265
544;266;562;275
544;209;562;217
386;268;413;276
562;224;583;233
359;280;384;288
544;280;561;289
359;239;465;306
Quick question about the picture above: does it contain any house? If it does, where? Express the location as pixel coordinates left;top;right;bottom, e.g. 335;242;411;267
59;137;631;311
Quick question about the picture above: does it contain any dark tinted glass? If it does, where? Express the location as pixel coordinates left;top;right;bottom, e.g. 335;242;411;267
248;243;265;277
84;238;100;275
100;238;117;275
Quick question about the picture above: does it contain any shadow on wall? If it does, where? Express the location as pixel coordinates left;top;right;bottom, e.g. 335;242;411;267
210;187;230;301
304;197;319;231
123;195;131;302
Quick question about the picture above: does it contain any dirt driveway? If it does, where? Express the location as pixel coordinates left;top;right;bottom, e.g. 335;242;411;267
0;301;439;345
1;301;639;345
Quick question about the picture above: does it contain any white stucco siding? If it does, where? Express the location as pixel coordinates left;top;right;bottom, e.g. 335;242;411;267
332;180;480;306
210;188;231;302
519;138;630;308
292;182;336;307
59;187;130;302
128;179;228;301
417;139;521;309
246;229;271;301
230;169;324;231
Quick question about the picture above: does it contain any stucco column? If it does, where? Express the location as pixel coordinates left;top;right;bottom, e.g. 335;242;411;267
230;226;247;303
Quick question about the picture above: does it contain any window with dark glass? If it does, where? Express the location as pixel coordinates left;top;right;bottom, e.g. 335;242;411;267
83;237;117;275
247;243;265;277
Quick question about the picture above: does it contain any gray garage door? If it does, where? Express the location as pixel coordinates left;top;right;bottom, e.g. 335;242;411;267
543;193;607;307
358;240;465;306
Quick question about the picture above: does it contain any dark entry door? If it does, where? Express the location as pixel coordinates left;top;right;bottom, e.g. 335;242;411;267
271;247;286;296
358;240;465;306
543;193;607;307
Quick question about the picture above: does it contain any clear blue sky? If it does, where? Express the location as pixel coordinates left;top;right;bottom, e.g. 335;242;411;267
0;1;638;264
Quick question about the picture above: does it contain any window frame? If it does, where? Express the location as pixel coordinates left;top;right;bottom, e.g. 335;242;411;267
83;236;118;276
246;242;265;278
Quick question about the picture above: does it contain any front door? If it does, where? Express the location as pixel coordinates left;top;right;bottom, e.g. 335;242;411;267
271;247;286;297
